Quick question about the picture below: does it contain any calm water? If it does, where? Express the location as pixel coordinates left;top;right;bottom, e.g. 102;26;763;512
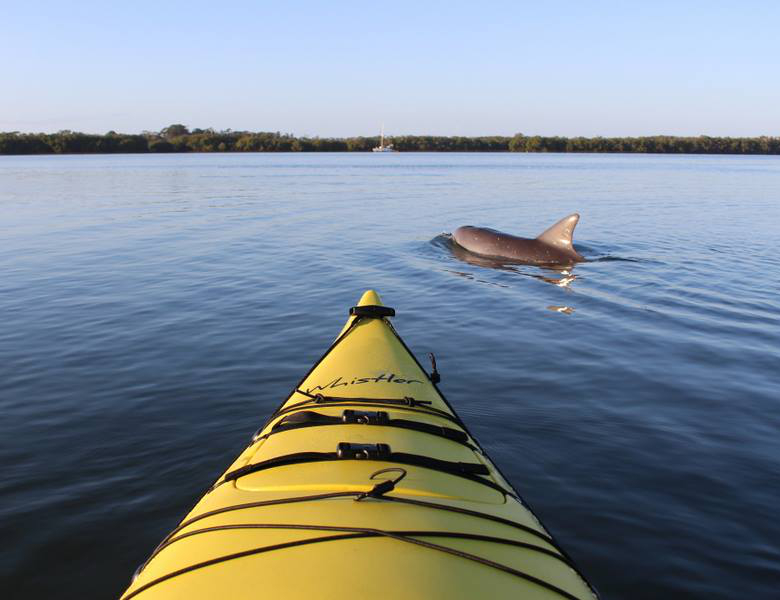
1;153;778;599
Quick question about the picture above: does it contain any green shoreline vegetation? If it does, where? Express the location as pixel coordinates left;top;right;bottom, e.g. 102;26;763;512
2;124;779;155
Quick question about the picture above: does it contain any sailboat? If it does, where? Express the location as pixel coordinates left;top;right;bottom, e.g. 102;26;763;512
372;125;397;152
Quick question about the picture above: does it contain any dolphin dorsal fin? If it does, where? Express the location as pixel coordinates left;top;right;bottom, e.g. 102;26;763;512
536;213;580;250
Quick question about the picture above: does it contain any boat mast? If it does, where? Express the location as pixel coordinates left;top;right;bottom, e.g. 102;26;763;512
380;124;384;148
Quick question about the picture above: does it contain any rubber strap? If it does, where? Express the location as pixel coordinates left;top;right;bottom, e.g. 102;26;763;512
272;395;461;425
221;450;512;496
257;410;472;447
349;305;395;318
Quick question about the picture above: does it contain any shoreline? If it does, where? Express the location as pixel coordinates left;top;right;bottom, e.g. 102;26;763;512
2;129;779;156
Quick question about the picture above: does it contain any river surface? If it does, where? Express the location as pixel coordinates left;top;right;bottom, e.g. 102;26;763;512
1;152;778;599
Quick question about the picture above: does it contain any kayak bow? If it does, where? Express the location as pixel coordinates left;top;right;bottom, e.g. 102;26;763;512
121;290;597;600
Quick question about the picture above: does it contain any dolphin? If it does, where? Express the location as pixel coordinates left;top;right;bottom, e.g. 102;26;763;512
453;213;585;265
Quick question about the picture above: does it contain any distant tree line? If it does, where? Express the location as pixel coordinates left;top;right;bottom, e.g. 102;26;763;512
1;125;779;155
507;134;780;154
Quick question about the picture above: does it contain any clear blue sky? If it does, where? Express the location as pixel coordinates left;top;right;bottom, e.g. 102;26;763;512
3;0;778;136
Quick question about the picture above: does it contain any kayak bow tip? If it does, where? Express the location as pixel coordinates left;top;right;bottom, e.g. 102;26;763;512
357;289;383;307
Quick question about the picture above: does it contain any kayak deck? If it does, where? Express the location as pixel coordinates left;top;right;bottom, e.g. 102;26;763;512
121;290;597;600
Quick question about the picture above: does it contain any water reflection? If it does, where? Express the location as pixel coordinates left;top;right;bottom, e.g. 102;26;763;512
444;235;579;288
547;305;575;314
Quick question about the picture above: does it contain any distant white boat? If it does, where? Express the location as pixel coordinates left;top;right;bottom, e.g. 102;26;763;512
372;125;397;152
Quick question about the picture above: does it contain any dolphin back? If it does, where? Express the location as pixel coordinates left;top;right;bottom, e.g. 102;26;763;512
452;214;584;265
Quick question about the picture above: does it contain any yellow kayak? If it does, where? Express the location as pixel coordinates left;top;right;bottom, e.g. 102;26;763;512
121;290;598;600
